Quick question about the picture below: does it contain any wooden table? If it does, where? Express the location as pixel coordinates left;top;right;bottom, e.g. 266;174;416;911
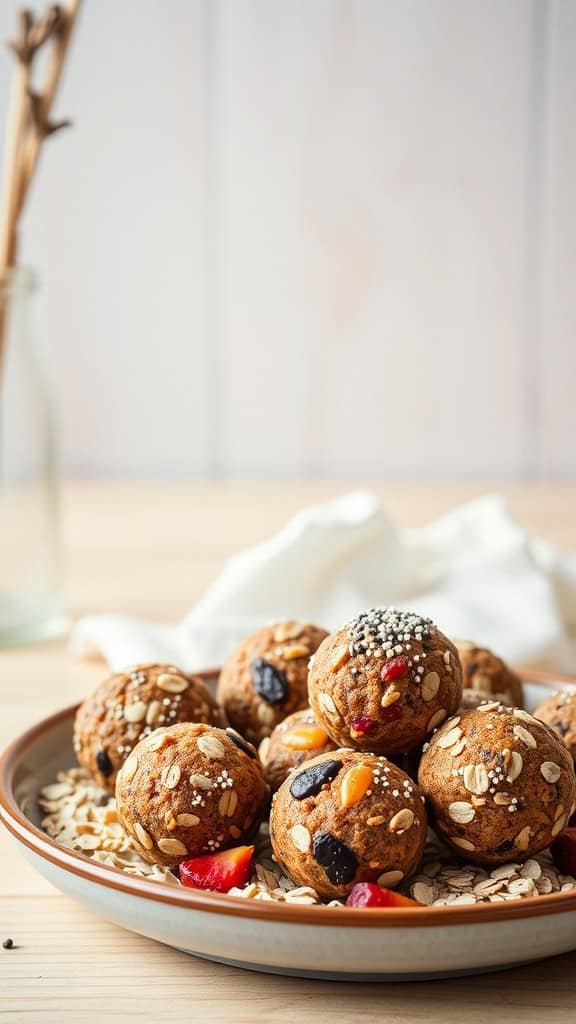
2;481;576;1022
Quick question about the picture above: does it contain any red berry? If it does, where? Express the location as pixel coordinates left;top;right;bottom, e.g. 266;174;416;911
380;657;409;683
551;828;576;877
346;883;420;908
179;845;255;893
350;716;376;736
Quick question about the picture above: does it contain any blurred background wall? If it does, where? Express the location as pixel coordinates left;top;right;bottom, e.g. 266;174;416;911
0;0;574;479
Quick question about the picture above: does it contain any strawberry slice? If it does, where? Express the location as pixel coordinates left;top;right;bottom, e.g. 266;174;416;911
179;845;255;893
346;882;420;908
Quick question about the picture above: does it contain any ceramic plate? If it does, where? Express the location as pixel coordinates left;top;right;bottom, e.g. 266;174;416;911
2;671;576;981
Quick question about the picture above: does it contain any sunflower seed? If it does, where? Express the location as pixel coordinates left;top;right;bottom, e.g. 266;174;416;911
381;688;401;708
412;882;434;904
551;813;567;837
122;754;138;782
162;764;181;789
330;645;350;671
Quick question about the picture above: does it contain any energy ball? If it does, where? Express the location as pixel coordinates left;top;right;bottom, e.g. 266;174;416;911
418;703;576;865
456;641;524;708
534;691;576;764
259;708;337;792
270;749;427;900
308;608;462;756
459;688;513;714
74;664;225;793
116;722;266;867
217;621;328;745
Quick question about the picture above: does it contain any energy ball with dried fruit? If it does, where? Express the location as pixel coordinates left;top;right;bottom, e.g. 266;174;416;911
217;621;328;744
259;707;337;792
74;664;226;793
534;691;576;765
116;722;266;867
270;749;427;900
418;703;576;865
308;608;462;756
456;641;524;708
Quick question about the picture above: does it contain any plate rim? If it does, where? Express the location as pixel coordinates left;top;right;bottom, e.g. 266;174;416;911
1;672;576;930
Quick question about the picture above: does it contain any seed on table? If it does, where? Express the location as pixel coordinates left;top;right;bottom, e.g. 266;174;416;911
2;938;14;950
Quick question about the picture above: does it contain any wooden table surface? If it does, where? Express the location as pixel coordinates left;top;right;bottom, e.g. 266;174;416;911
2;481;576;1023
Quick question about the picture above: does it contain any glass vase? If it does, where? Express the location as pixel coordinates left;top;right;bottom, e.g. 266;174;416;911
0;268;67;645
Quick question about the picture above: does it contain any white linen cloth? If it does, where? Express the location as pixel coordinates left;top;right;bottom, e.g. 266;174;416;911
70;491;576;674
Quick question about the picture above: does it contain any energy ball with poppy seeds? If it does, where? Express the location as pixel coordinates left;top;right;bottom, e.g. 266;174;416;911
418;703;576;864
259;707;337;792
270;749;427;900
217;621;328;744
115;722;266;867
534;691;576;765
308;608;462;756
74;663;226;793
455;641;524;708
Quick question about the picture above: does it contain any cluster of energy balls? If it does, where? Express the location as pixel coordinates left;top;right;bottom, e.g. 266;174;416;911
72;609;576;902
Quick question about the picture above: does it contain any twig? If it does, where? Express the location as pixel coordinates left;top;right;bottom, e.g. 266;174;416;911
15;0;81;219
0;1;81;370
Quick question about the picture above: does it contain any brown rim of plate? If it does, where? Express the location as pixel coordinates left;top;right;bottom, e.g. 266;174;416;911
1;672;576;930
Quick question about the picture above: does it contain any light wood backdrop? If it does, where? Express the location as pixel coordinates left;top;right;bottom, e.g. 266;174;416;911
0;0;574;478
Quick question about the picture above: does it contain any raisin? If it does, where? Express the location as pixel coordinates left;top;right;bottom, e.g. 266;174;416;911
289;759;343;800
467;661;478;676
313;832;358;885
226;728;257;759
251;659;288;705
496;839;513;855
96;749;113;777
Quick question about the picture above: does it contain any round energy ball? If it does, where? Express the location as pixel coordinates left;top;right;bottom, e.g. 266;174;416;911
534;691;576;764
217;620;328;744
259;707;337;792
459;688;513;714
115;722;266;867
418;703;576;864
456;641;524;708
74;663;225;793
270;749;427;900
308;608;462;756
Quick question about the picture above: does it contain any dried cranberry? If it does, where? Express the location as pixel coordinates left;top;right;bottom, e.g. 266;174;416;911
380;657;408;683
313;832;358;885
350;716;376;736
250;658;288;705
96;749;113;777
289;759;343;800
